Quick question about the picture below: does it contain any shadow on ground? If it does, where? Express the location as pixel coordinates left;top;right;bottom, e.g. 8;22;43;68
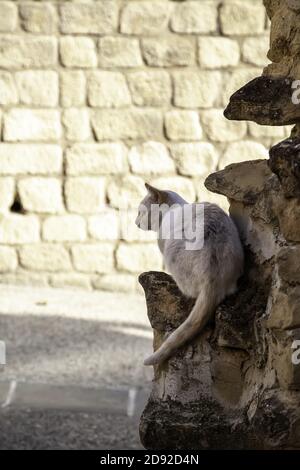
0;314;152;388
0;287;152;449
0;408;142;450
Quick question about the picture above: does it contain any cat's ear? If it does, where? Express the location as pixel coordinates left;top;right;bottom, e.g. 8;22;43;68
145;183;168;204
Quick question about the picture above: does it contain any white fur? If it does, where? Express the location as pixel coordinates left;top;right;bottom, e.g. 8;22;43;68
136;184;244;366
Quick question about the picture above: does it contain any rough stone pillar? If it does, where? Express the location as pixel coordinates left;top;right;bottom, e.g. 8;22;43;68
225;0;300;130
139;0;300;450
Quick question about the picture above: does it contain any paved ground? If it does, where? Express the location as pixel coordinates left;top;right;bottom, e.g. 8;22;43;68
0;409;143;450
0;285;152;449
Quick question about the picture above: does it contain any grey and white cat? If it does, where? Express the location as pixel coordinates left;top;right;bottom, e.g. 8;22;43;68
136;183;244;366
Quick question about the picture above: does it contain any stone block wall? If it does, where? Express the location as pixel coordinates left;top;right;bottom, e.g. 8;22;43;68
0;0;291;292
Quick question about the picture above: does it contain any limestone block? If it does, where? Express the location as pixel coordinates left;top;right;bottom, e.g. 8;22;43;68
121;2;172;35
91;109;163;141
165;111;202;141
201;109;247;142
170;1;218;34
220;1;266;35
0;177;15;212
87;71;131;108
98;37;143;67
0;214;40;244
127;71;171;107
128;142;175;175
60;1;118;34
62;109;91;141
43;215;86;242
0;72;18;105
88;211;119;241
66;143;128;176
198;37;240;69
4;109;61;142
0;247;18;272
277;246;300;285
0;2;18;32
0;144;62;175
150;176;196;202
116;243;162;273
65;177;106;214
60;71;86;108
16;71;58;107
60;37;97;68
173;71;222;109
50;273;91;290
142;37;195;67
220;141;268;169
0;36;57;69
170;143;219;177
71;244;115;273
267;286;300;330
107;175;145;210
20;3;57;33
93;273;137;293
20;245;72;272
18;177;64;214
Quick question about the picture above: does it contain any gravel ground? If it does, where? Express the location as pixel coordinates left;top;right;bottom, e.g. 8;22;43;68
0;285;152;450
0;285;152;388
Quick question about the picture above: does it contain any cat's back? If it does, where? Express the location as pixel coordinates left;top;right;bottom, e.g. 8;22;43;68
162;201;239;248
202;202;235;240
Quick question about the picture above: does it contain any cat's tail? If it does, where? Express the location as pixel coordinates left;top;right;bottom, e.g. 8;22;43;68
144;282;217;366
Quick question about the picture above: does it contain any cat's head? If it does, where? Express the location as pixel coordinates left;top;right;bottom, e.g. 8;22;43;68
135;183;186;232
135;183;170;232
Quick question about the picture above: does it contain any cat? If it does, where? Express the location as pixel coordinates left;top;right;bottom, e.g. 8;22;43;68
136;183;244;366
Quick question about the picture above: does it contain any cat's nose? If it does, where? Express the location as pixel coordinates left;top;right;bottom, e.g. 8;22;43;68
135;216;140;227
